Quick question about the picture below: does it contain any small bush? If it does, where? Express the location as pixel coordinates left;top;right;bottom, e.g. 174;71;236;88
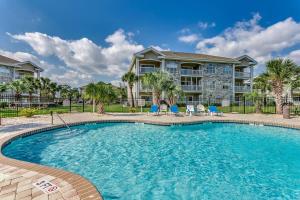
0;102;8;108
129;107;136;113
20;108;37;117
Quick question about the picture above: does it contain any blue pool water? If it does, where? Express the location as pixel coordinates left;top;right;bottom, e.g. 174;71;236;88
3;122;300;199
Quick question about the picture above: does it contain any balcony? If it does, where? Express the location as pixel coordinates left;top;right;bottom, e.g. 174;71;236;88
235;71;251;79
181;85;202;92
235;85;251;93
139;67;159;75
181;69;203;76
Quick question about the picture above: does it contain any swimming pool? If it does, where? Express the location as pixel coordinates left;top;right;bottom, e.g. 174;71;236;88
3;122;300;199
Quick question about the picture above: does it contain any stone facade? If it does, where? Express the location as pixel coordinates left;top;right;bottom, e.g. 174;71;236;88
130;47;257;104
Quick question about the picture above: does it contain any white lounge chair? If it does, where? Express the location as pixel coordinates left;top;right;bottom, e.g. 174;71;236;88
196;104;207;116
160;104;168;115
186;105;195;117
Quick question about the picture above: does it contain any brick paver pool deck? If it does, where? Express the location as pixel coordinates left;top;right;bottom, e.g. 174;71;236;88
0;112;299;200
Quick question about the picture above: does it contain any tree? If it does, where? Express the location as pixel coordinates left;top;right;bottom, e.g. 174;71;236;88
22;76;37;104
84;83;98;112
253;73;271;95
244;92;263;113
265;58;298;114
122;72;138;107
39;77;51;98
9;80;27;101
165;82;183;106
49;82;59;99
142;71;171;105
94;83;116;114
0;84;7;93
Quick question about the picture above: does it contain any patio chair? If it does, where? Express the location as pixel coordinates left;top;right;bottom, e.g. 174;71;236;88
170;105;180;116
208;106;223;116
186;105;195;117
196;104;207;116
148;104;159;115
160;104;168;115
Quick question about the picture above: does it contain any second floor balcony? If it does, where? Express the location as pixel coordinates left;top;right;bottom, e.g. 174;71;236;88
235;85;251;93
181;69;203;76
235;71;251;79
181;85;202;92
139;67;160;75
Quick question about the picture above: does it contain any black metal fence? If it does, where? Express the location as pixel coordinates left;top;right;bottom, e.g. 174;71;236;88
1;94;300;118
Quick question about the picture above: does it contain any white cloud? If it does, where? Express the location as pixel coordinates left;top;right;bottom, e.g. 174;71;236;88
8;29;144;78
198;21;216;29
178;34;199;43
196;13;300;66
288;50;300;64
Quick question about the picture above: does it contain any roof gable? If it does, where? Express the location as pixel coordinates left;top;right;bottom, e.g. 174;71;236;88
135;47;165;57
236;55;257;65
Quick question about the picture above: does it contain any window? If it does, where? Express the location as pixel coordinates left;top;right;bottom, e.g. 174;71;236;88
207;80;216;90
223;66;232;74
206;64;215;74
188;96;193;101
140;64;156;73
223;85;229;90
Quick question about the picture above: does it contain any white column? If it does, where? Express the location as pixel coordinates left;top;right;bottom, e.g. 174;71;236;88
161;59;165;72
135;58;140;100
250;66;254;92
232;64;236;102
37;70;40;79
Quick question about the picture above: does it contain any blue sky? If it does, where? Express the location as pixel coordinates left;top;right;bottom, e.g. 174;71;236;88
1;0;300;86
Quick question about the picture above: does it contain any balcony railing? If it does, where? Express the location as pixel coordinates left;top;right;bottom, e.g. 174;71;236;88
235;71;251;79
166;68;177;74
235;85;251;93
181;85;202;91
181;69;203;76
139;67;159;74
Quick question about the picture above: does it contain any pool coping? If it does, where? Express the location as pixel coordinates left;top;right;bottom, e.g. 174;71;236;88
1;118;300;199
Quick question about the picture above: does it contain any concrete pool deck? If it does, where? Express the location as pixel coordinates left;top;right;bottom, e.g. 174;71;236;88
0;112;300;200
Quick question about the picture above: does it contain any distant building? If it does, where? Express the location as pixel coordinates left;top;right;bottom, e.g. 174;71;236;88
0;54;43;84
128;47;257;104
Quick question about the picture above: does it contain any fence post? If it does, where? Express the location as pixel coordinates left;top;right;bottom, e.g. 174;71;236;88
50;111;53;125
243;96;246;114
16;103;19;117
69;96;72;113
82;99;85;112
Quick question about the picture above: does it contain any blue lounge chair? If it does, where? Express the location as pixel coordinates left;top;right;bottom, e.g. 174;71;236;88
170;105;179;115
149;104;159;115
208;106;223;116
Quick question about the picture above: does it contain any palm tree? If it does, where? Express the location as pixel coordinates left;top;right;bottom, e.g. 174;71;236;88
265;58;298;114
84;83;98;112
49;82;59;99
165;82;183;106
253;73;271;95
142;71;171;105
94;83;116;114
0;84;7;93
244;92;263;113
122;72;138;107
22;76;37;104
39;77;51;98
9;80;27;101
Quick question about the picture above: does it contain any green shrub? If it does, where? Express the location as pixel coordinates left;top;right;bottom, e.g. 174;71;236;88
20;108;37;117
0;102;8;108
129;107;136;113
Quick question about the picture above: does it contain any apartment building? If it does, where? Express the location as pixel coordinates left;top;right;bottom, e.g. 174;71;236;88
128;47;257;104
0;54;43;84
